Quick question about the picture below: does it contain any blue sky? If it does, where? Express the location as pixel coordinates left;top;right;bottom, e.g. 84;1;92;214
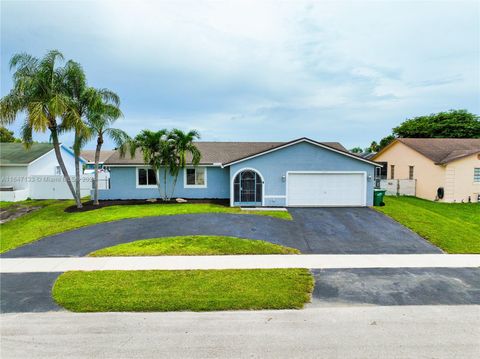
1;0;479;150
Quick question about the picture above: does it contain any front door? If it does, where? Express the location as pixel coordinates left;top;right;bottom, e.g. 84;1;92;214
233;170;262;206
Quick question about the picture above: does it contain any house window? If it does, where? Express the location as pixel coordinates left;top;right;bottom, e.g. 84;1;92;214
390;165;395;179
377;162;388;179
137;168;157;187
474;168;480;182
184;167;207;188
55;166;61;175
409;166;414;180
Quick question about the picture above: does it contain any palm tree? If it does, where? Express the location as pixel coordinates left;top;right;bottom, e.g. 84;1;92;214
61;60;92;208
168;129;201;198
87;90;128;205
0;50;83;207
127;129;169;200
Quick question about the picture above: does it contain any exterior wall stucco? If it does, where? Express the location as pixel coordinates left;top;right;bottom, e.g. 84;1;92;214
444;154;480;203
98;166;230;200
0;166;29;190
27;146;78;176
228;142;376;206
374;142;445;201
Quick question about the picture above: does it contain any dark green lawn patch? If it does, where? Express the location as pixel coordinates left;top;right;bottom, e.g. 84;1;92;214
0;200;291;254
89;235;300;256
52;269;314;312
375;196;480;253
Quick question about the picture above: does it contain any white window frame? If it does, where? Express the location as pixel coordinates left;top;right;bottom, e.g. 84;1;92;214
136;167;158;188
184;167;207;188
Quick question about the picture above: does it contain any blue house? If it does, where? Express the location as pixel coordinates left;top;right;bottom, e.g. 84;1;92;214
99;138;381;207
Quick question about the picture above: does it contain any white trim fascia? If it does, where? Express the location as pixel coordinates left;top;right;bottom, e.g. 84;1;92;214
230;167;265;207
285;171;367;207
183;166;208;189
0;164;29;167
222;138;382;168
135;166;158;189
264;195;287;198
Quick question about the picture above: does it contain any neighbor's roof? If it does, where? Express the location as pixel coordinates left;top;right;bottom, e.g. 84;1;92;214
374;138;480;164
0;143;54;166
80;150;116;163
104;139;376;166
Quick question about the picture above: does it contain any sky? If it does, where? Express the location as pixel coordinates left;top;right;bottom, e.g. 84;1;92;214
1;0;479;150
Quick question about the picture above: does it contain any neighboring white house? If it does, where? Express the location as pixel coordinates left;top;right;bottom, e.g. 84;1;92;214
0;143;88;201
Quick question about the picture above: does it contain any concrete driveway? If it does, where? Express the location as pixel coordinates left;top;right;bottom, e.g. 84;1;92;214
1;208;441;257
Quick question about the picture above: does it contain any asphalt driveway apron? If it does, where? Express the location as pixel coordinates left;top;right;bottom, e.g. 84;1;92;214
1;208;441;258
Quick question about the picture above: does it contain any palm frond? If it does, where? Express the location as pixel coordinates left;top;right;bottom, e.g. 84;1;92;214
20;123;33;149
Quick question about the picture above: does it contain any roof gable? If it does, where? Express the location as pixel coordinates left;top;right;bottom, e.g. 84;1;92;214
80;150;116;163
0;143;54;165
374;138;480;164
104;139;352;166
222;138;380;167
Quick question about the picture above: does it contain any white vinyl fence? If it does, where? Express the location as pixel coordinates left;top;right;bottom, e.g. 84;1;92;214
0;171;108;201
379;179;416;196
29;175;93;199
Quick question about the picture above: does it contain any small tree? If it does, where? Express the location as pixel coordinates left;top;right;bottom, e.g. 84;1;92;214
87;90;127;205
378;135;395;150
0;50;84;207
0;126;20;142
350;147;363;154
127;129;201;201
61;60;92;208
168;129;201;198
128;129;169;200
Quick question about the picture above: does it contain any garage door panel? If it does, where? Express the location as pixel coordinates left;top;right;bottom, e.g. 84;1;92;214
287;173;365;206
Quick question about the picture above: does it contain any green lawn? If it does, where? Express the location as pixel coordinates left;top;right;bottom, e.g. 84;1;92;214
89;235;300;256
52;269;314;312
0;200;291;254
375;196;480;253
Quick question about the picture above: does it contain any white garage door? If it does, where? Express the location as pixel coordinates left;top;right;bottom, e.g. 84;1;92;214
287;172;366;207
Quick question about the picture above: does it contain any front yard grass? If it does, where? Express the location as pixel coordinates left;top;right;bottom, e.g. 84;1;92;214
52;269;314;312
0;200;291;254
375;196;480;253
89;235;300;256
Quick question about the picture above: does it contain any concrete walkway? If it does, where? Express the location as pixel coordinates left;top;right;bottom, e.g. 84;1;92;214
2;254;479;273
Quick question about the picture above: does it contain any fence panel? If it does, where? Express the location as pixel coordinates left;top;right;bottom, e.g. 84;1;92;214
29;175;93;199
379;179;416;196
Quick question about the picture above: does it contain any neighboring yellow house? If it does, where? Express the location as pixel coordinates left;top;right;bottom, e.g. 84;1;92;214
373;138;480;203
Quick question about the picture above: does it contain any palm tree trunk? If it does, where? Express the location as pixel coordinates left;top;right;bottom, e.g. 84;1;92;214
51;126;82;208
154;168;162;200
170;169;179;199
73;133;83;209
163;167;168;201
93;135;103;205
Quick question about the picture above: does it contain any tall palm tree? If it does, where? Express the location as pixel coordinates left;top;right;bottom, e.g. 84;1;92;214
0;50;83;207
61;60;92;208
127;129;168;200
168;129;201;198
87;90;128;205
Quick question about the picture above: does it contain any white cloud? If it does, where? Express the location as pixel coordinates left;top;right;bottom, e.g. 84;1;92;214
1;0;479;149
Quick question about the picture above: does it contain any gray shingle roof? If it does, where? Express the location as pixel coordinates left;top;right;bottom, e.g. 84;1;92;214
105;140;348;165
80;150;116;163
0;143;54;165
396;138;480;164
